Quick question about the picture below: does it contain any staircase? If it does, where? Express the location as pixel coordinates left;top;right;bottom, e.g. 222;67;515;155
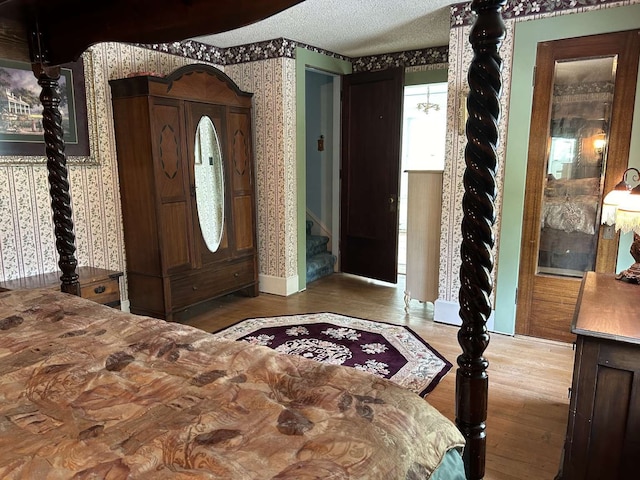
306;220;336;284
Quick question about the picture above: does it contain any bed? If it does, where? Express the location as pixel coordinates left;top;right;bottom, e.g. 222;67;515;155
0;1;506;479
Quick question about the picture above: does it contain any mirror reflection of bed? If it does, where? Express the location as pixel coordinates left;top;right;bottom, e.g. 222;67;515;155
537;55;614;279
539;176;602;277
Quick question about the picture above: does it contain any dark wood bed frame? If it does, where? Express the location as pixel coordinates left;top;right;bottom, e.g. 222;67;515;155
0;1;506;478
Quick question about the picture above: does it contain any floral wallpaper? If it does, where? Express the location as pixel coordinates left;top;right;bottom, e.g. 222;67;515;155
0;43;202;301
0;42;300;298
438;0;638;309
439;22;513;305
451;0;634;26
225;59;299;281
1;0;637;308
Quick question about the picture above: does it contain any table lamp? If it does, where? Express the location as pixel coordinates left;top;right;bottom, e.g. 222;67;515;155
601;167;640;283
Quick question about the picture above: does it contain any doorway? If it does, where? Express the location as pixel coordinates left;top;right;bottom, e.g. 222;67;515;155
304;68;341;283
399;83;447;274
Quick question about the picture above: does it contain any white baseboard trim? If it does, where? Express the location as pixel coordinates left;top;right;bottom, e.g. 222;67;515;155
259;274;300;296
120;299;130;313
434;299;495;332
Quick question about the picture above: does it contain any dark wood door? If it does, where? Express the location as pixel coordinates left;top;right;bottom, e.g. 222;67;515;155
516;30;640;343
340;67;404;283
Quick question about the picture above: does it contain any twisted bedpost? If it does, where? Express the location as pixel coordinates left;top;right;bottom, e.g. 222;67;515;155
34;63;80;296
456;1;506;479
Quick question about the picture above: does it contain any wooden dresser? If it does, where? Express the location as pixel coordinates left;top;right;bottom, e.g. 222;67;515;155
557;272;640;479
0;266;123;308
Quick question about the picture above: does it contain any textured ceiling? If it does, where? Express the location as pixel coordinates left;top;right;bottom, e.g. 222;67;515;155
195;0;456;57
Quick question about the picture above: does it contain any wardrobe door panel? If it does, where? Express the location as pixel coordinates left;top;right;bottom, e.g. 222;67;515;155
228;108;256;255
152;101;189;202
187;101;233;266
160;202;191;272
234;196;254;252
152;99;194;273
229;109;252;192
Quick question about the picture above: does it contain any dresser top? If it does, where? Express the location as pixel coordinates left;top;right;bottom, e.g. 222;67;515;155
572;272;640;345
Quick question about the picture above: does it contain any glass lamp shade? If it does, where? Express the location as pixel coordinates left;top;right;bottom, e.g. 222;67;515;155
602;188;631;225
615;190;640;234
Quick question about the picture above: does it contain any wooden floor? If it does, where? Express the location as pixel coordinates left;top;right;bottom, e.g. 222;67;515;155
182;273;575;480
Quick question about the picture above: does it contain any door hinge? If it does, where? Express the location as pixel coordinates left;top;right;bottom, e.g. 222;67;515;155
532;66;536;87
515;287;518;304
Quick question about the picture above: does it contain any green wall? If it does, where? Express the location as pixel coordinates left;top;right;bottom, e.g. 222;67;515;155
494;4;640;334
295;48;351;291
405;68;447;86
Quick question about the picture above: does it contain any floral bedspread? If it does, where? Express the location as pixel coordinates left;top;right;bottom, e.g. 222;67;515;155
0;289;464;479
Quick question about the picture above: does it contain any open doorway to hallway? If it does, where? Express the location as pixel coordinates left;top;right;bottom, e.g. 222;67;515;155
398;82;447;275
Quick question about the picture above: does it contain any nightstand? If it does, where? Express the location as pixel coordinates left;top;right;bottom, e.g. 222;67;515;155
0;266;123;308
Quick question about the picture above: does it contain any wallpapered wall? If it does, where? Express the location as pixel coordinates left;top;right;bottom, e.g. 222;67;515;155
437;22;513;307
3;1;635;313
0;44;197;297
225;59;298;284
0;42;298;304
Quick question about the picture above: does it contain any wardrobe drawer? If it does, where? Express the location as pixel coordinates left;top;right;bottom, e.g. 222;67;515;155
170;258;256;310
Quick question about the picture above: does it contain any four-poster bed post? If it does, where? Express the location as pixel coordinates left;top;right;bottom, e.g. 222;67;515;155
33;62;80;295
456;1;506;479
12;1;507;478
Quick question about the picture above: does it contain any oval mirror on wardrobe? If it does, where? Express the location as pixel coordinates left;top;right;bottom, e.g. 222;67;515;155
194;115;225;253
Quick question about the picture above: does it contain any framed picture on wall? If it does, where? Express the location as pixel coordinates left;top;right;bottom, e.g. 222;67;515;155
0;58;90;156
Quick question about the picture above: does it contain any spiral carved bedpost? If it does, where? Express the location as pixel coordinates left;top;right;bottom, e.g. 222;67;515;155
456;1;506;479
33;63;80;296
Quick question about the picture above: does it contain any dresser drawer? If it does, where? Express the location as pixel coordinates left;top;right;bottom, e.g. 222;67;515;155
170;258;256;310
81;277;121;306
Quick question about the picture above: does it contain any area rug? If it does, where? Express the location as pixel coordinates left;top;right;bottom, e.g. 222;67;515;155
212;312;452;397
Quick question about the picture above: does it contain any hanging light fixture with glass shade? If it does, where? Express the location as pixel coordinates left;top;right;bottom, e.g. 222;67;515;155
601;167;640;283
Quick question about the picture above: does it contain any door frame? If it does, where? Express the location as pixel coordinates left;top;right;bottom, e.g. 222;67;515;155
515;30;640;340
493;5;640;336
295;49;352;292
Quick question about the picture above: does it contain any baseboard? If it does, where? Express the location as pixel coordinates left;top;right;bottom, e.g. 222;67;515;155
120;299;130;313
434;299;496;332
259;274;300;296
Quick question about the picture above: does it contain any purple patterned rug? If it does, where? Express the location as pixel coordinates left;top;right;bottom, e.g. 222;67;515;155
211;312;452;397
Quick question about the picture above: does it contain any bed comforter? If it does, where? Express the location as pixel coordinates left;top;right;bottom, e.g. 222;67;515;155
0;289;464;479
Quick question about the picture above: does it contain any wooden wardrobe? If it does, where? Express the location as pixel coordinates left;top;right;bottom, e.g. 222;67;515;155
110;64;258;321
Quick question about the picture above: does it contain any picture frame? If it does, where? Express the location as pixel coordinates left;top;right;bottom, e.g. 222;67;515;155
0;58;90;157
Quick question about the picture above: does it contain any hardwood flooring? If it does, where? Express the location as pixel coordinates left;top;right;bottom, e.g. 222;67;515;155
182;273;575;480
